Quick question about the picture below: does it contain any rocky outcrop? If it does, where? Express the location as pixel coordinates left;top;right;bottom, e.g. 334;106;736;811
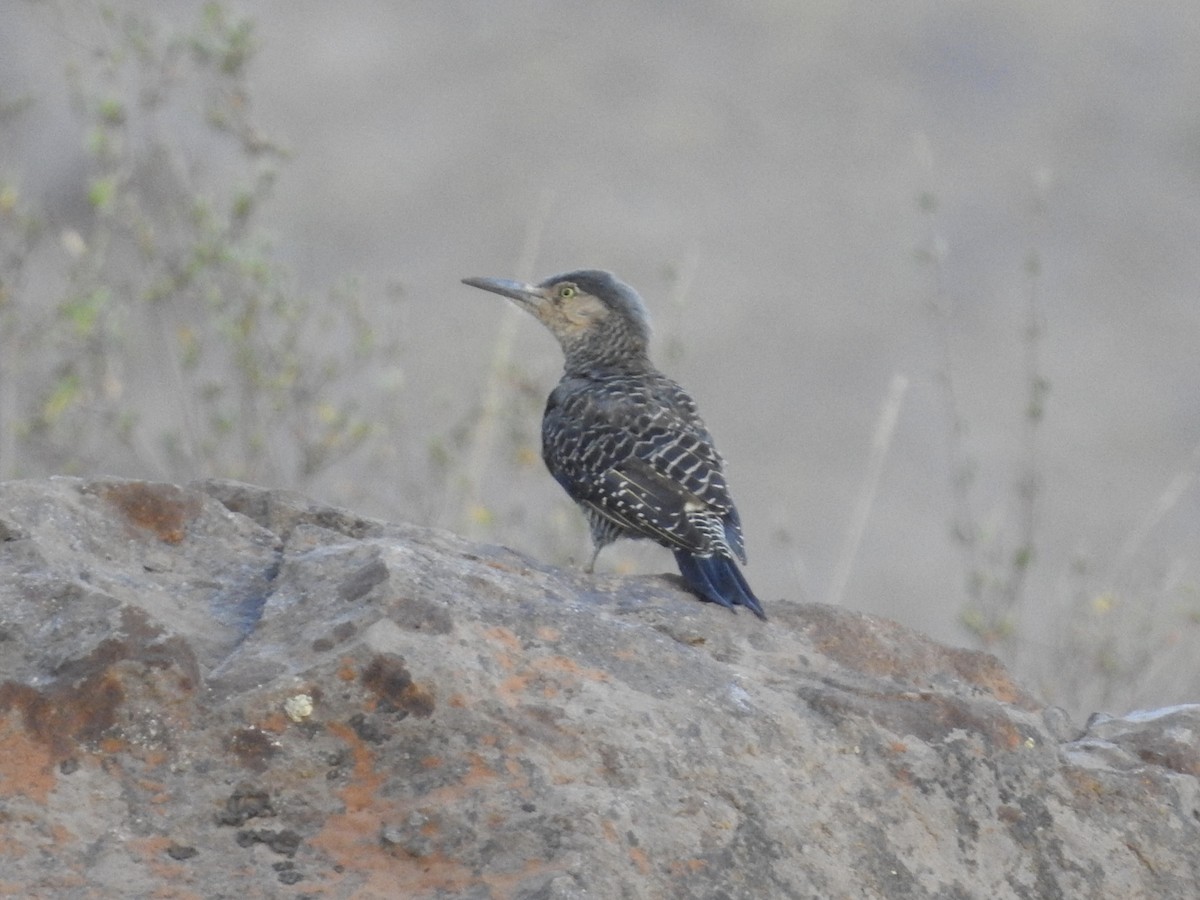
0;477;1197;898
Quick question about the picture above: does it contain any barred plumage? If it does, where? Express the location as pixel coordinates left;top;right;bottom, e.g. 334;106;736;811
462;269;766;620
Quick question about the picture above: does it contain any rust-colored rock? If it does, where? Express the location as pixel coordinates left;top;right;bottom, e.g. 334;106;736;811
0;477;1197;898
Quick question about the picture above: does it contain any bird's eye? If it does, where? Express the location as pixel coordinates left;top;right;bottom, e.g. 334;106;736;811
557;285;576;300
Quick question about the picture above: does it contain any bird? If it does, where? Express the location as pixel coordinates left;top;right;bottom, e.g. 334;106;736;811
461;269;766;620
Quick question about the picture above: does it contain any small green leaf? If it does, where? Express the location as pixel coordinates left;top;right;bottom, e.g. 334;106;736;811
88;176;117;210
62;288;110;335
98;98;126;125
43;374;82;423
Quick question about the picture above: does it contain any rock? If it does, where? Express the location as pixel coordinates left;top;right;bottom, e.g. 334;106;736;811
1064;705;1200;777
0;476;1197;898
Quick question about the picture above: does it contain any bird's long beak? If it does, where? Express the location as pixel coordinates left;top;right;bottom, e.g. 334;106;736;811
461;277;546;314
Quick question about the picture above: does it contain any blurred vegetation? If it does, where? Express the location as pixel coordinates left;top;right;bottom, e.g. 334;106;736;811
915;160;1200;718
0;3;392;489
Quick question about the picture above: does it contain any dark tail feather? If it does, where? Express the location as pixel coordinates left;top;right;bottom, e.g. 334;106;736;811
674;551;768;621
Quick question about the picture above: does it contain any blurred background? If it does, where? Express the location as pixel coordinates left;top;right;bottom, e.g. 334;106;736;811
3;1;1199;719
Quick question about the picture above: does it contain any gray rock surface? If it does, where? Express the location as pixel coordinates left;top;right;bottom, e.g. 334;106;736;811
0;477;1197;898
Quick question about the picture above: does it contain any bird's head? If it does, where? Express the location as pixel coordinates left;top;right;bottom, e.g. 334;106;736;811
462;269;652;373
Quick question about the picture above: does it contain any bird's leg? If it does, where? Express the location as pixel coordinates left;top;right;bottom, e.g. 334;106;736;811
585;544;603;574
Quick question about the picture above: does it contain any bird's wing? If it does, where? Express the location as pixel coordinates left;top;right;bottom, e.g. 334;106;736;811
543;376;745;560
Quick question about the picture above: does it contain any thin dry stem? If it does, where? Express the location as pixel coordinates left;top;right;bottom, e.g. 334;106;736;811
827;372;908;606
